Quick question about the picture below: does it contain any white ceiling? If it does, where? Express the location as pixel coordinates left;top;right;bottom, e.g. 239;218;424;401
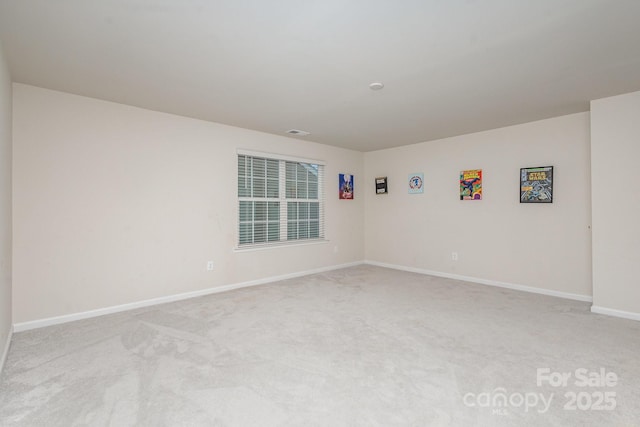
1;1;639;152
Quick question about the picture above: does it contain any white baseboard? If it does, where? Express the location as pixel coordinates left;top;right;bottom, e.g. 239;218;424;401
13;261;364;332
591;305;640;322
1;326;13;375
365;260;593;303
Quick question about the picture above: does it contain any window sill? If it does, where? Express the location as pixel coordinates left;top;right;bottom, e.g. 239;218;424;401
234;239;329;253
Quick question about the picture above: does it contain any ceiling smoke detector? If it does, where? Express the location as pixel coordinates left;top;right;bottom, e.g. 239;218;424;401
369;82;384;90
286;129;310;136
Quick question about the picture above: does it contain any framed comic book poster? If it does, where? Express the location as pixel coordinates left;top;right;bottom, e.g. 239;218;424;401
520;166;553;203
460;169;482;200
339;173;354;199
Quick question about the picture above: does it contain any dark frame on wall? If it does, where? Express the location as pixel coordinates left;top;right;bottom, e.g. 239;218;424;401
520;166;554;203
375;176;388;194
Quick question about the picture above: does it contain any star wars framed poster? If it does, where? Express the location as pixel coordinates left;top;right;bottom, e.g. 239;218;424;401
520;166;553;203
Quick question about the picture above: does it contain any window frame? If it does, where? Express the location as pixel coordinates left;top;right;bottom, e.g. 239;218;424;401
236;149;326;250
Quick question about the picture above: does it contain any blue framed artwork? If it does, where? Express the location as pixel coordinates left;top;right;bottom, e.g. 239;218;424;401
339;173;354;199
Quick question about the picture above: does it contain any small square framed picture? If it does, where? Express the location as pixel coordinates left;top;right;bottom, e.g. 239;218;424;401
520;166;553;203
375;177;388;194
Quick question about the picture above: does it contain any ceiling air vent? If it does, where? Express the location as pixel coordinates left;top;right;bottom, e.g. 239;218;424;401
286;129;310;136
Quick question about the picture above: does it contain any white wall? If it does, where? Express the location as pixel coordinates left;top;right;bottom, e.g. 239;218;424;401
0;41;12;364
364;113;592;298
14;82;639;326
12;84;364;324
591;90;640;317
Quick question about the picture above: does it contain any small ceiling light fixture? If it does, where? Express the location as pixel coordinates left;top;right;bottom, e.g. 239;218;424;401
286;129;310;136
369;82;384;91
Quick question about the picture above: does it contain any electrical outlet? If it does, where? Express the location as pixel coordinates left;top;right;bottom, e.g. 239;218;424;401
451;252;458;261
206;261;214;271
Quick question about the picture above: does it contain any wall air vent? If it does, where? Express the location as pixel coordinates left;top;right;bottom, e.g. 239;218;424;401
286;129;310;136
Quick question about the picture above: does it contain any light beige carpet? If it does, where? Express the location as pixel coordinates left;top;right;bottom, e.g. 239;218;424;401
1;265;639;426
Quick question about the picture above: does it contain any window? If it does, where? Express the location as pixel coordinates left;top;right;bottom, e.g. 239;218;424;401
238;152;324;247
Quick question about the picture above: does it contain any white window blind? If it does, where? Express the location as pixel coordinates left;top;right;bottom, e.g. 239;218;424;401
238;152;325;247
